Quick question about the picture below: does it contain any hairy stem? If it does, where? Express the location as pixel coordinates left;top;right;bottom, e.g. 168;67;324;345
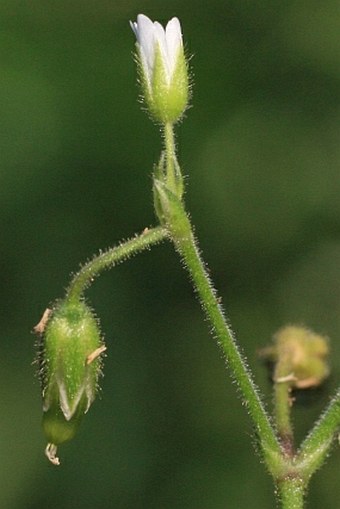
163;122;177;192
277;476;305;509
165;195;281;462
273;358;295;456
274;379;294;456
66;226;168;303
295;388;340;479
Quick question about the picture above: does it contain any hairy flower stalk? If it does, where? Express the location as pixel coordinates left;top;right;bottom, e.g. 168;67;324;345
35;227;167;464
130;14;189;123
36;300;105;465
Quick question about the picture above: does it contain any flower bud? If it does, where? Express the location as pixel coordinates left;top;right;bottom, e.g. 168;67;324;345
36;300;106;464
130;14;189;124
259;325;329;389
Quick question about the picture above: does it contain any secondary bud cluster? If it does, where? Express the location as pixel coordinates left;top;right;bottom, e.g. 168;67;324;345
259;325;330;389
36;299;106;465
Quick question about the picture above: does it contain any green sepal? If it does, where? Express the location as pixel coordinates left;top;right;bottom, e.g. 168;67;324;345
135;44;189;124
168;154;184;201
153;154;167;224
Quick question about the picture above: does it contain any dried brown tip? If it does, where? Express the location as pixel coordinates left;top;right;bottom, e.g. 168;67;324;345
86;345;107;365
45;443;60;466
34;308;52;335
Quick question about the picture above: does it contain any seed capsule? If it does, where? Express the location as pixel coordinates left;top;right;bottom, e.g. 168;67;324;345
36;299;105;464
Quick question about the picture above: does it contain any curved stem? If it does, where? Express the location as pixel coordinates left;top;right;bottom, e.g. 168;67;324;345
66;226;168;303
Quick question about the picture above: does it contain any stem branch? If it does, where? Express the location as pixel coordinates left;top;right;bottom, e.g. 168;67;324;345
273;357;295;456
66;226;168;303
295;388;340;478
274;379;294;456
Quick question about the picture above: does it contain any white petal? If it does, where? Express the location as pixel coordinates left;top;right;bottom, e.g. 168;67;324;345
153;21;170;80
130;15;157;82
165;17;182;76
130;15;184;86
136;15;155;58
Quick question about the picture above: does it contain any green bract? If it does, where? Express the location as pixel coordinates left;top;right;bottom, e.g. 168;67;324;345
37;300;105;464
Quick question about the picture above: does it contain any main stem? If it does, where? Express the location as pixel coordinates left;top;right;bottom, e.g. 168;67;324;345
158;121;324;507
278;477;305;509
165;192;311;508
169;211;280;456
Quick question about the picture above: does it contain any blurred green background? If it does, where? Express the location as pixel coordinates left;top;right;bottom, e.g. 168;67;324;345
1;0;340;507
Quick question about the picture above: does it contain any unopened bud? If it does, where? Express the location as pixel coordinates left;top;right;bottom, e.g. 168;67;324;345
130;14;189;124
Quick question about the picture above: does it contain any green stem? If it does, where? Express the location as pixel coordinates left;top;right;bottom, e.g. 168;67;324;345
277;476;305;509
273;358;295;456
295;388;340;479
274;378;294;456
66;226;168;303
165;195;281;463
163;122;176;191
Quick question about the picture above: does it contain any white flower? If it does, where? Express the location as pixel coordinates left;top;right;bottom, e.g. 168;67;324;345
130;14;183;88
130;14;189;123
